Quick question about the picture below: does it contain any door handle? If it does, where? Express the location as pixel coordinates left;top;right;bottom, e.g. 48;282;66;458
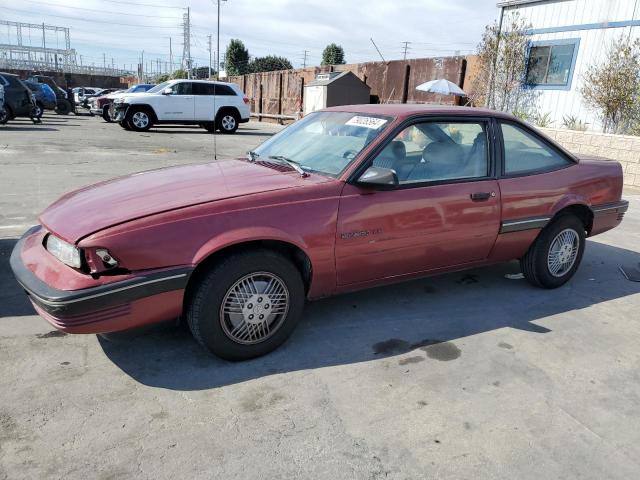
470;192;493;201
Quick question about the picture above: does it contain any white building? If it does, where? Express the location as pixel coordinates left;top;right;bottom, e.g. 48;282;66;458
497;0;640;131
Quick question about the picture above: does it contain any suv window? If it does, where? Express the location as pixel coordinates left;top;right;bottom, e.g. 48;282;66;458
372;121;489;184
501;123;571;175
193;83;236;95
174;82;193;95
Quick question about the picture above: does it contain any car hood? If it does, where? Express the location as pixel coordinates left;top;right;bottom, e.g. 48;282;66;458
40;159;328;243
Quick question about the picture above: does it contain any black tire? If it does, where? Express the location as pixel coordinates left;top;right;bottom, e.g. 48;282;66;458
126;107;153;132
0;107;9;125
119;120;131;130
102;106;113;122
186;249;305;360
55;99;71;115
521;214;586;289
34;102;44;118
216;110;239;134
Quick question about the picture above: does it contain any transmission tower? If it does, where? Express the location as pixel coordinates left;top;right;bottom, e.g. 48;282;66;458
181;7;192;77
402;41;411;60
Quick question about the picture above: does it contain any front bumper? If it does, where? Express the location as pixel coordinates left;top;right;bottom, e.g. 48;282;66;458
89;107;103;116
112;103;128;122
10;226;192;333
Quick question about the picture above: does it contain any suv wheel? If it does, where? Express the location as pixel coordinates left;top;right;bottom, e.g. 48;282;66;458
0;106;9;125
127;108;153;132
102;106;113;122
55;99;71;115
217;111;239;134
33;102;44;118
186;250;305;360
521;214;586;289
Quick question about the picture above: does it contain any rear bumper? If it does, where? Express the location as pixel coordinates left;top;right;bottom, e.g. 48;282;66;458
590;200;629;236
10;226;191;333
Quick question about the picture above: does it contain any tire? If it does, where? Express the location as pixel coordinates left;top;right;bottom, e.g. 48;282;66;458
127;108;153;132
521;214;586;289
102;106;113;122
55;99;71;115
34;102;44;118
216;110;239;134
186;249;305;360
0;107;9;125
119;120;131;130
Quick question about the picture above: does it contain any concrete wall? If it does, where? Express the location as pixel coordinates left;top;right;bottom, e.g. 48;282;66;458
229;56;474;120
0;68;128;89
539;127;640;187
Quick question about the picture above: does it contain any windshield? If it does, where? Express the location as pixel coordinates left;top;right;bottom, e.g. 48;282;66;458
252;111;392;176
146;81;172;93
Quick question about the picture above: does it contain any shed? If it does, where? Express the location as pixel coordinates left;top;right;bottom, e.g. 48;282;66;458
303;71;370;114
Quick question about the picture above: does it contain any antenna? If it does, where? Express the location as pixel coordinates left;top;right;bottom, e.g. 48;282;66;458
213;79;218;160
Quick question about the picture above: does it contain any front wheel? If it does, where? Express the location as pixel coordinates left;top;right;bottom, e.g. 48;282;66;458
127;108;153;132
102;106;113;122
521;214;586;289
186;250;305;360
55;99;71;115
33;102;44;118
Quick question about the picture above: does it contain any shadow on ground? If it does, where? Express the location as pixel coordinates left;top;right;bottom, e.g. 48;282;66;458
87;240;640;391
0;239;37;317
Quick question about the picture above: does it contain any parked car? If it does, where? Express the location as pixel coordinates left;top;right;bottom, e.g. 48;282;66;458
111;79;250;132
90;84;155;122
27;75;73;115
24;80;57;117
0;83;6;124
72;87;102;107
0;72;39;122
10;105;628;360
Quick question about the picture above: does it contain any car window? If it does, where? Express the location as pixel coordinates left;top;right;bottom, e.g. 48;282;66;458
193;83;215;95
215;85;236;96
501;123;571;175
174;82;193;95
372;121;489;184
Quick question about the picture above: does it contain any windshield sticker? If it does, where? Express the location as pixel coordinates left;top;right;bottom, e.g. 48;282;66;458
345;116;388;129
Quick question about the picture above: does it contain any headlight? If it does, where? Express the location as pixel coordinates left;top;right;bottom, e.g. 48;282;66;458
45;234;82;268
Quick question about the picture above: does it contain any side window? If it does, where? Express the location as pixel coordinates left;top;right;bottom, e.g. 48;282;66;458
372;121;489;184
174;82;193;95
501;123;571;175
215;85;236;96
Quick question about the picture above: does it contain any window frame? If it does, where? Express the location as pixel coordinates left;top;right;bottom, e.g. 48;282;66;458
348;115;498;190
497;120;576;179
525;38;580;91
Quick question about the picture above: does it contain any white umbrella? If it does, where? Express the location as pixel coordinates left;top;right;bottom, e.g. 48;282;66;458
416;79;466;96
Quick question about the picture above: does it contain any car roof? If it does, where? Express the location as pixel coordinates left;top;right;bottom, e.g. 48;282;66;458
0;72;18;78
323;103;517;121
171;79;235;85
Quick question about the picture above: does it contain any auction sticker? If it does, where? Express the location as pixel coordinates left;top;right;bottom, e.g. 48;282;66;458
345;116;388;129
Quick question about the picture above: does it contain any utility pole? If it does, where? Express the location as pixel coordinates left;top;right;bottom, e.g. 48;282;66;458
169;37;173;74
216;0;227;79
302;50;309;68
182;8;191;78
103;52;106;70
402;41;411;60
79;55;83;66
141;50;144;83
207;34;212;78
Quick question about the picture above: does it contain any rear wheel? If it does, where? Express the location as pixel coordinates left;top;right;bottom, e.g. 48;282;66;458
127;108;153;132
102;106;113;122
521;214;586;289
0;106;9;124
217;111;239;134
186;250;305;360
55;99;71;115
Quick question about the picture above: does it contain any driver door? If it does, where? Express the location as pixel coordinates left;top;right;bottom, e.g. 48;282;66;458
159;81;195;121
335;118;501;286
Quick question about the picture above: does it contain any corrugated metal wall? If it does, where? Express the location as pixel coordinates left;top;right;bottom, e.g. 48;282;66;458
229;56;473;119
505;0;640;131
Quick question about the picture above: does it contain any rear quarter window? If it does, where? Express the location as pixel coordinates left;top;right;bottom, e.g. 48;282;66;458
501;122;571;175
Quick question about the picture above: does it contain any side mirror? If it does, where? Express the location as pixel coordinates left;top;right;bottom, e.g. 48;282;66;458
357;166;399;188
162;87;173;95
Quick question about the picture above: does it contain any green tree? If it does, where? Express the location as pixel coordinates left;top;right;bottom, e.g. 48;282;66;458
249;55;293;73
171;69;187;79
156;74;170;83
581;36;640;133
225;39;250;76
469;13;534;115
321;43;345;65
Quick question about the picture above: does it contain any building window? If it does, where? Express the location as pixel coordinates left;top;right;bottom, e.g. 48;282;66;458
525;39;579;89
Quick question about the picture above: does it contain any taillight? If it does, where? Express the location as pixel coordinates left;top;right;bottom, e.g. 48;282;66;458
243;96;250;104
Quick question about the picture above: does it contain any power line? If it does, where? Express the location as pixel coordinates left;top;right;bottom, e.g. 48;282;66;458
18;0;181;19
99;0;186;9
0;6;181;29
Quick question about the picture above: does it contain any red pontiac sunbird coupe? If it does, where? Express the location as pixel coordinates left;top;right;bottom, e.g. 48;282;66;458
11;105;629;359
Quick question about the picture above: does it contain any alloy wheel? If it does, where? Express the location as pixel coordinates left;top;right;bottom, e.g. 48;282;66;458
221;115;236;131
219;272;289;345
547;228;580;277
131;111;149;129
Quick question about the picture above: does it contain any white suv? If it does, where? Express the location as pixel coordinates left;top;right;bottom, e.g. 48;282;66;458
112;79;250;133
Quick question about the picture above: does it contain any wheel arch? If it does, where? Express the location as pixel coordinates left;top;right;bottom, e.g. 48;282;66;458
184;237;314;310
550;202;594;234
215;106;240;122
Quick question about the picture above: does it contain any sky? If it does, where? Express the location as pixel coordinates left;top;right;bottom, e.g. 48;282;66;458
0;0;500;72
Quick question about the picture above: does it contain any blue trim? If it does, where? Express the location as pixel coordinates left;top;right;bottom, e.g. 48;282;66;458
527;19;640;35
524;38;580;91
